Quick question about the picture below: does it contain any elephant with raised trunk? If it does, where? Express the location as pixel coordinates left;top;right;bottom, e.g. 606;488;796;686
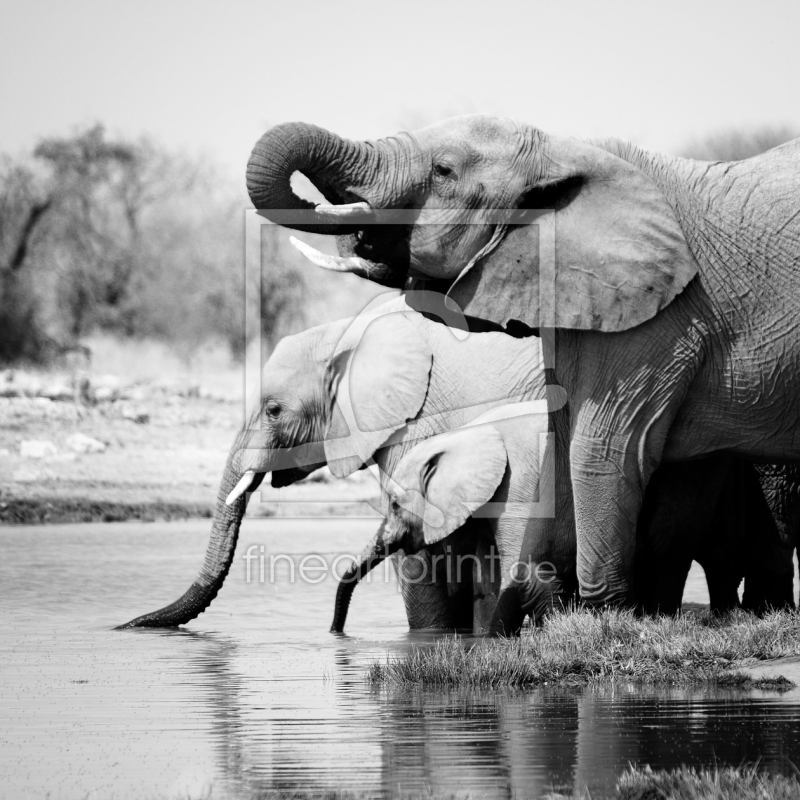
247;115;800;607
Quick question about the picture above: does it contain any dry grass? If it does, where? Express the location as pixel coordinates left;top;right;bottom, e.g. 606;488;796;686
368;607;800;689
610;764;800;800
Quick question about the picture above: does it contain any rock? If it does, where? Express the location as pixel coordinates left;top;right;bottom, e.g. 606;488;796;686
93;385;117;403
65;433;106;454
40;382;73;402
120;404;150;424
20;440;58;459
121;386;147;402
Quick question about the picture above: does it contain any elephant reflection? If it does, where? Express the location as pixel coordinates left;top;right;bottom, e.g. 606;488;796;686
373;683;800;798
181;630;800;798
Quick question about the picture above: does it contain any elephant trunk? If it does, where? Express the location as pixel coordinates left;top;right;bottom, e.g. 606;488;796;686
246;121;380;235
116;448;264;629
247;121;414;287
330;519;393;633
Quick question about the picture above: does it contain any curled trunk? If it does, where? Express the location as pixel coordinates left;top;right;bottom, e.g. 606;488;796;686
116;453;263;629
246;122;377;235
247;121;412;287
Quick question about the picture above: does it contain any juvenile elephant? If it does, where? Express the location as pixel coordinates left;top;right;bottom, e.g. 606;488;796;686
247;115;800;606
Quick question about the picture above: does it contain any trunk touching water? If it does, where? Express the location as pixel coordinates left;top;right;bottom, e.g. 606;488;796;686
116;452;264;629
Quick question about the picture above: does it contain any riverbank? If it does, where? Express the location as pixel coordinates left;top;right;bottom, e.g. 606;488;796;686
0;362;381;525
368;608;800;689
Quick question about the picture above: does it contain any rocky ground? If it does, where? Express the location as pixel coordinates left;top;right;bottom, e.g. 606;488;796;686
0;368;380;524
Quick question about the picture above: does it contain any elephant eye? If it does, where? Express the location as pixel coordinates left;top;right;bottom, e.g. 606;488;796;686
266;400;281;418
433;162;455;179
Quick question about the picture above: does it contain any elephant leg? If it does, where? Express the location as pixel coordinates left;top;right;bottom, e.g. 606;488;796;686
745;463;798;612
695;459;750;614
635;459;730;616
396;545;473;630
634;537;693;616
695;489;741;615
504;406;578;630
470;524;502;635
570;429;646;606
489;587;526;636
691;460;793;615
483;512;529;636
558;319;701;608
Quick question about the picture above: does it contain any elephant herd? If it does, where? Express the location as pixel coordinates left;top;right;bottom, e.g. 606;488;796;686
118;114;800;636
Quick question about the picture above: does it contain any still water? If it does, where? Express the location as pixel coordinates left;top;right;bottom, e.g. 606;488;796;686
2;518;800;799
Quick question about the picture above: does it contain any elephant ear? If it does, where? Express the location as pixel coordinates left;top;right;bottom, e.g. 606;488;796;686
447;136;698;333
325;312;433;477
394;425;508;544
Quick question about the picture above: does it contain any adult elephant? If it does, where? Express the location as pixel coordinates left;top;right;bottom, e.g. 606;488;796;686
116;296;551;629
246;115;800;606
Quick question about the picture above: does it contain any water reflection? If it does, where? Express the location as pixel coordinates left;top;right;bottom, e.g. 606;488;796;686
2;519;800;799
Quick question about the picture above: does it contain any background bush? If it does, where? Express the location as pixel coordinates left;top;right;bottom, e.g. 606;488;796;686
0;124;381;366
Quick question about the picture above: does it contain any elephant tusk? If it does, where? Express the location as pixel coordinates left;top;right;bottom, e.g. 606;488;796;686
289;236;373;275
226;470;259;506
314;201;373;218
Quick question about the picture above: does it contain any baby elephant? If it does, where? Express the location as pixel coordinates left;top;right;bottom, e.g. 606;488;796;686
338;402;567;636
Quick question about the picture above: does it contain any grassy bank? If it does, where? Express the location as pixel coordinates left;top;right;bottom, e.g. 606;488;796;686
368;608;800;689
197;765;800;799
609;764;800;800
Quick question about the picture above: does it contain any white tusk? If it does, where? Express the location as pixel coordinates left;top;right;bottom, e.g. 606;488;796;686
314;201;373;218
226;470;257;506
289;236;372;274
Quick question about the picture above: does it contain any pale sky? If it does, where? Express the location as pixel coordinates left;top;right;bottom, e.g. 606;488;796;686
1;0;798;177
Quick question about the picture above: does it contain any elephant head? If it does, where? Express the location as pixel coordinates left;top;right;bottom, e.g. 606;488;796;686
117;306;433;628
332;424;508;632
247;115;697;333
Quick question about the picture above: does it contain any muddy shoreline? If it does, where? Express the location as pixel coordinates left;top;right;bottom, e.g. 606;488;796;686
0;496;215;525
0;381;380;526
